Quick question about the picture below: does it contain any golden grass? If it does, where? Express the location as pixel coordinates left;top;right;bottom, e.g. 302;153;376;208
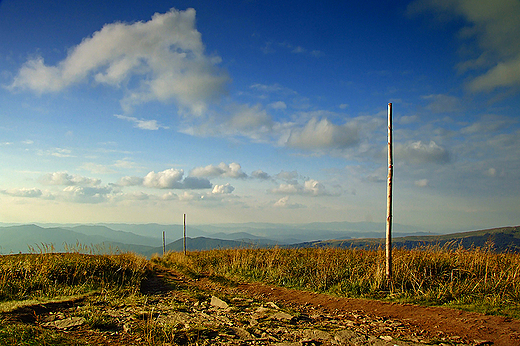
155;245;520;318
0;252;151;301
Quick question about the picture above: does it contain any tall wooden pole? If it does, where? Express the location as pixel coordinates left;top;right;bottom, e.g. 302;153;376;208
183;213;187;256
386;103;393;284
162;231;166;256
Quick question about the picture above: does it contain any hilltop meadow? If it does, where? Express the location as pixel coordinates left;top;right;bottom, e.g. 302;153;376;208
1;230;520;345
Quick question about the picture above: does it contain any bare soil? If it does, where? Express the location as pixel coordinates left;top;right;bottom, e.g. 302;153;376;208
3;267;520;346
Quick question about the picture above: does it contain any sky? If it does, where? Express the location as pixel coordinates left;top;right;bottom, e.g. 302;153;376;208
1;0;519;233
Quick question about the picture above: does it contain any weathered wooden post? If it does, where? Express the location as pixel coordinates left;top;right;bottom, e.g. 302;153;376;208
183;213;187;256
386;103;393;284
162;230;166;256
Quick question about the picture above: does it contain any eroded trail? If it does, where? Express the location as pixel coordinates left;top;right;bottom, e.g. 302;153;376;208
2;267;520;346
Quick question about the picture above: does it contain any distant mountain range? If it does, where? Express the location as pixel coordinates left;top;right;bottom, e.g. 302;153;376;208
302;225;520;253
1;222;518;256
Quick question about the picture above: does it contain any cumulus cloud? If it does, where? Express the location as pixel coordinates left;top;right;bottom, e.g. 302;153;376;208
271;179;335;196
273;196;305;209
1;188;44;198
117;176;144;187
275;170;298;182
119;168;212;189
285;117;360;150
62;185;113;203
409;0;520;92
227;104;273;135
396;140;450;164
212;183;235;194
40;172;101;186
251;169;271;180
190;162;247;179
8;8;228;115
114;114;169;130
143;169;184;188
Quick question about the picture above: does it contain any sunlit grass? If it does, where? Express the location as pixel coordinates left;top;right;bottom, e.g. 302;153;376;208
155;245;520;319
0;252;151;302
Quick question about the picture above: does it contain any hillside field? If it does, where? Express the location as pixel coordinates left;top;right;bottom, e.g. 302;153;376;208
1;243;520;345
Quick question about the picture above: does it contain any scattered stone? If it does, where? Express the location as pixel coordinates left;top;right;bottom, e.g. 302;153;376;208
210;296;229;309
272;311;294;321
301;328;333;342
267;301;281;309
231;326;253;339
42;317;86;330
334;328;368;345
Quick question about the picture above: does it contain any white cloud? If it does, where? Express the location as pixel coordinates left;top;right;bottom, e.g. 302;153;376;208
37;148;74;158
40;172;101;186
117;176;144;186
422;94;462;113
271;179;335;197
268;101;287;110
414;179;429;187
398;115;419;125
251;169;271;180
409;0;520;93
227;104;273;135
8;8;228;115
190;162;247;179
273;196;305;209
143;169;184;189
212;183;235;194
80;162;117;174
114;114;169;130
303;179;330;196
162;191;178;200
119;168;212;189
62;185;113;203
271;183;299;195
275;170;298;182
461;114;515;135
1;188;44;198
396;140;450;164
285;117;360;150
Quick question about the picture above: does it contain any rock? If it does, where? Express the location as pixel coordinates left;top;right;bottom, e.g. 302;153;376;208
380;335;393;341
267;301;280;309
272;312;294;321
334;329;368;345
301;328;333;341
42;317;86;329
231;326;253;339
473;340;493;346
210;296;229;309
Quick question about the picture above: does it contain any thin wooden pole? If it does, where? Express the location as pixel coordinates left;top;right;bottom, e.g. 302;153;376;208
386;103;393;284
183;213;187;256
162;230;166;256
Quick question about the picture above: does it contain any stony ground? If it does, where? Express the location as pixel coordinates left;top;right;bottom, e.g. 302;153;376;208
3;267;520;346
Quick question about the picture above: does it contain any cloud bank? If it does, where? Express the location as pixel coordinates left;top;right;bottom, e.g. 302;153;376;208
9;8;228;115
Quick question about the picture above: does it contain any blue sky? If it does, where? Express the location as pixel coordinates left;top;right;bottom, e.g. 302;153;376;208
1;0;519;232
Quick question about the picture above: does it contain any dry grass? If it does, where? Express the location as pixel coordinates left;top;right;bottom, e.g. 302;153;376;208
0;252;151;302
156;245;520;318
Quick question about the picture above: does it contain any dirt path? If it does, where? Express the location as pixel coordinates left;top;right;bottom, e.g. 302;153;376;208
234;281;520;346
164;268;520;346
3;268;520;345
